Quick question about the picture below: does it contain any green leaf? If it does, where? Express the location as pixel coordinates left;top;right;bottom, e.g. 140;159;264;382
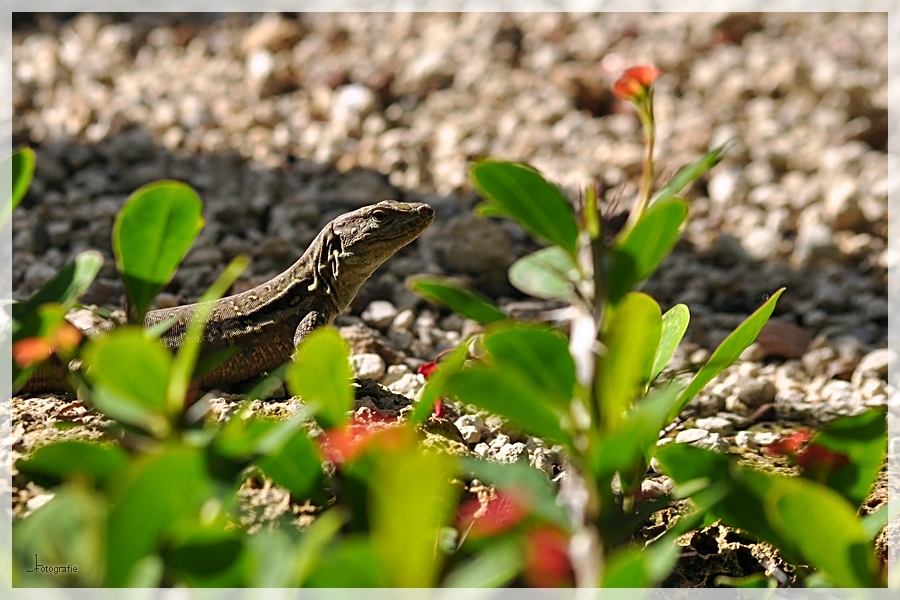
12;250;104;321
483;325;576;411
670;288;784;420
370;446;456;587
861;505;888;541
608;198;688;303
591;385;681;479
408;276;507;324
287;327;353;430
304;537;387;587
443;537;521;587
650;303;690;383
167;255;249;416
106;445;214;587
715;573;777;588
112;181;204;322
292;509;348;586
3;146;36;225
254;428;323;500
447;368;571;447
508;246;580;301
765;477;877;587
12;146;36;208
597;292;662;429
807;409;887;507
470;160;579;257
650;138;737;207
82;327;173;425
601;541;679;588
16;440;129;488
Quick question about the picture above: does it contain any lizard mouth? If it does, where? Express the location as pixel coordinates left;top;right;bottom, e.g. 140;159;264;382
381;204;434;240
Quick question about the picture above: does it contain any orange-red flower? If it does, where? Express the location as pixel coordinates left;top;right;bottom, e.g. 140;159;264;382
766;430;810;457
12;322;82;368
523;526;573;588
318;420;409;465
612;65;662;102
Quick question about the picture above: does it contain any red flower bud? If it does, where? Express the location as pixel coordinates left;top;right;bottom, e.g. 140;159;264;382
612;65;662;102
417;361;439;379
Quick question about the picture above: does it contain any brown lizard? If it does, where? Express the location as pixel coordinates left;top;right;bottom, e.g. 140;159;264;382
21;200;434;392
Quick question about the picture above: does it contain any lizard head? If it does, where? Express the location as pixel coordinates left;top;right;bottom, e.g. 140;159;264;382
305;200;435;304
330;200;435;272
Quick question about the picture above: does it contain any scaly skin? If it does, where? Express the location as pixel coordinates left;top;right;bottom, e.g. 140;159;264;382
20;200;434;393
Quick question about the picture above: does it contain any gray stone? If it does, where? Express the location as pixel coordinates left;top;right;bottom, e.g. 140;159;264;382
675;428;711;445
736;378;776;408
352;353;386;380
496;442;529;464
694;416;734;436
852;348;891;384
362;300;398;330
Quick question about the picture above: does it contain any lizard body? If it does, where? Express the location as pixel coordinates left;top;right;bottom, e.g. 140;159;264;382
21;200;434;392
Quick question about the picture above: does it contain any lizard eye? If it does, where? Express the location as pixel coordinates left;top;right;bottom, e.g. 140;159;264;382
371;209;387;223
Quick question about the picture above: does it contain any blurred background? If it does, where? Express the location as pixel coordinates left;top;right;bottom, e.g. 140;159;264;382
11;12;888;357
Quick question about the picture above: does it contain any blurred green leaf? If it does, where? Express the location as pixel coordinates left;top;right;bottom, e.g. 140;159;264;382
167;255;249;415
112;181;204;322
807;409;886;507
82;327;172;424
650;138;737;207
163;525;245;585
448;368;571;447
602;540;679;588
597;292;662;429
650;303;690;383
861;505;888;540
608;199;687;303
16;441;129;489
409;276;507;325
483;325;576;411
304;537;387;587
286;326;353;430
13;484;107;586
411;342;468;426
106;445;214;586
715;573;777;588
508;246;580;301
4;146;36;224
292;509;348;586
471;160;579;257
443;537;521;587
254;428;323;500
670;288;784;420
370;443;456;587
765;476;876;587
591;385;681;479
12;250;104;321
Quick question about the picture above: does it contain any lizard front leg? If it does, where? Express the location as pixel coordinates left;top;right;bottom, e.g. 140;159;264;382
292;310;327;359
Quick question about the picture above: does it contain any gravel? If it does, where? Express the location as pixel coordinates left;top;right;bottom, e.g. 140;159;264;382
10;11;891;510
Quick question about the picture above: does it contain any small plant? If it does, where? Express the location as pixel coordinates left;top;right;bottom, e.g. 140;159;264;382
408;66;886;587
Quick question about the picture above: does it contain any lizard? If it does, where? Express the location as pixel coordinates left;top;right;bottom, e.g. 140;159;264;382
20;200;434;393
